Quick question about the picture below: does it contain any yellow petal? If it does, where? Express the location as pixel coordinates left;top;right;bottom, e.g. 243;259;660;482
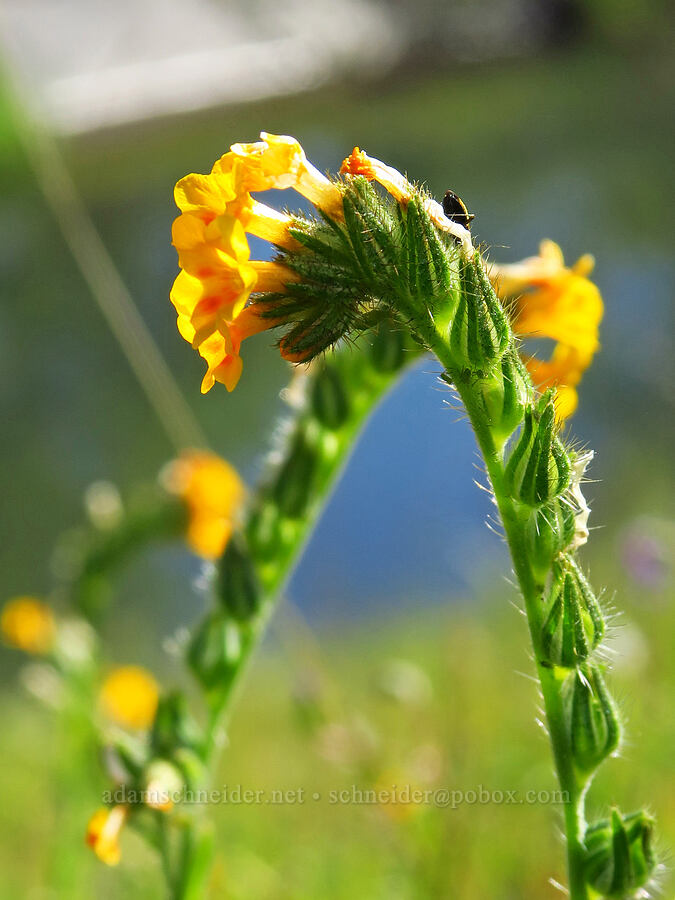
174;172;237;215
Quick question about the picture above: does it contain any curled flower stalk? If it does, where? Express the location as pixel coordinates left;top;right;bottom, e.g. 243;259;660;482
4;134;660;899
163;133;657;898
4;325;420;895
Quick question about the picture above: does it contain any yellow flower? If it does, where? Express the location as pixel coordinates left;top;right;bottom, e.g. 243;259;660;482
221;132;343;218
86;805;128;865
340;146;473;251
171;136;323;391
100;666;159;730
1;596;55;654
165;450;246;558
491;240;603;418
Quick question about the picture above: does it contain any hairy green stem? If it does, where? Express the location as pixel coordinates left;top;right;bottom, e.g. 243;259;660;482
424;327;590;898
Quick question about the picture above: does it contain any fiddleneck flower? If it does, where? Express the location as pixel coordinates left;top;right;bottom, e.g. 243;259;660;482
171;133;339;392
222;132;344;218
164;450;246;559
86;805;128;865
1;596;55;654
100;665;159;730
491;240;603;419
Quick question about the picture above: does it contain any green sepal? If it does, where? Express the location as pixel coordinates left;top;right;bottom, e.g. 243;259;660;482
368;319;407;373
565;664;620;776
525;498;576;583
584;809;656;898
273;429;319;519
311;362;350;429
540;555;604;668
449;251;510;374
186;611;248;699
504;393;571;506
476;348;531;447
216;533;260;622
151;692;205;759
246;501;283;563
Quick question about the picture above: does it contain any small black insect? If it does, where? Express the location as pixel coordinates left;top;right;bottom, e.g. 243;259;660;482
442;190;474;230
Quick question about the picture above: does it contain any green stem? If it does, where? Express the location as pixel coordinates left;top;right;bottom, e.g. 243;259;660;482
174;330;422;897
426;331;589;899
206;335;420;746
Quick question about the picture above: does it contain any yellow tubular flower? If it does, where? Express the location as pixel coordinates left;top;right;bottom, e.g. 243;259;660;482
171;140;313;391
1;596;55;654
340;147;473;251
491;240;603;419
165;450;246;558
100;666;159;730
86;805;128;865
220;132;344;219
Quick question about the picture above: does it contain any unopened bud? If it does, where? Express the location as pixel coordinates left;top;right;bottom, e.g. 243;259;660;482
151;692;204;757
525;499;576;582
311;363;350;430
478;349;530;446
369;319;406;373
585;809;656;898
540;556;604;668
216;534;260;622
565;664;620;775
504;394;571;507
273;430;319;519
449;252;510;374
187;612;244;695
144;759;184;811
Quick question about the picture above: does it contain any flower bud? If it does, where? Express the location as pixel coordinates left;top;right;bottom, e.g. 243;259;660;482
540;556;604;668
584;809;656;898
504;394;571;507
144;758;184;811
477;349;530;446
273;430;319;519
247;501;282;563
449;252;510;374
525;499;576;583
186;612;244;696
151;692;204;758
565;664;620;775
311;363;350;430
216;534;260;622
369;319;407;373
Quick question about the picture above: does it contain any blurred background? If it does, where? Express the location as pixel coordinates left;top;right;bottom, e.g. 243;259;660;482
1;0;673;897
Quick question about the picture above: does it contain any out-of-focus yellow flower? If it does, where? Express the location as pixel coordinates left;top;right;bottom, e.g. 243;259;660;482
340;146;473;251
1;596;55;654
491;240;603;418
86;805;128;865
100;666;159;730
165;450;246;558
